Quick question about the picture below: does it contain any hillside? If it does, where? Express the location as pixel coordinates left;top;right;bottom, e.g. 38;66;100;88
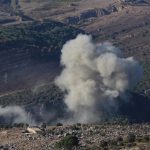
0;1;150;150
0;0;150;61
0;0;150;125
0;0;150;93
0;21;83;94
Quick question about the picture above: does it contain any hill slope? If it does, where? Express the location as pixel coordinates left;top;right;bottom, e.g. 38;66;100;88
0;0;150;124
0;20;83;93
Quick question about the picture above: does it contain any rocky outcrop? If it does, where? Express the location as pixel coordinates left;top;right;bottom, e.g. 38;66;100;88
80;9;98;20
120;0;147;4
65;5;118;25
65;16;79;25
0;0;19;6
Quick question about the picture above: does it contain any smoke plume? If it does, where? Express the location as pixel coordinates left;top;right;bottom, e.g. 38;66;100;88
55;34;143;123
0;106;35;125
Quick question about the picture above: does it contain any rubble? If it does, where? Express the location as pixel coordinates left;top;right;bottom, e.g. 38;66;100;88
0;123;149;149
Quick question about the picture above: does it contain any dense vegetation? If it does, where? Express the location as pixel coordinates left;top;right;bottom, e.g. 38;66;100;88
0;20;84;61
135;61;150;98
55;135;79;149
0;83;63;107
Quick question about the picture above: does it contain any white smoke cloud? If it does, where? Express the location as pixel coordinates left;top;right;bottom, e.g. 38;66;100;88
0;106;35;125
55;34;143;123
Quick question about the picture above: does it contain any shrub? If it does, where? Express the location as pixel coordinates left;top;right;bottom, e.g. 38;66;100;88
109;140;117;146
143;135;149;142
55;135;79;149
41;122;47;129
116;136;123;142
13;123;29;128
0;124;12;129
100;140;108;148
126;133;136;143
56;123;63;126
71;125;80;130
136;137;142;142
76;123;81;126
117;141;124;146
101;148;108;150
126;143;134;147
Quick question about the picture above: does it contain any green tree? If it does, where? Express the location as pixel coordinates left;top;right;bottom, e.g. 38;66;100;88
55;135;79;149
